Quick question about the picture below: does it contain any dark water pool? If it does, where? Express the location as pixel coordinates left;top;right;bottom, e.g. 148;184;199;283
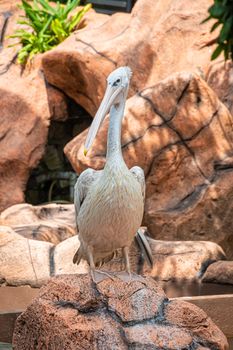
160;280;233;298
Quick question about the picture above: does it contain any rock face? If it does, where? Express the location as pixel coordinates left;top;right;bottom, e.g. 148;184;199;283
0;2;50;212
42;0;218;116
202;261;233;285
13;274;228;350
207;60;233;116
0;203;76;244
64;71;233;257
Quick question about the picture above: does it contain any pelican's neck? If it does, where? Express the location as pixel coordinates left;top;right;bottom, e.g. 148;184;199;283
106;103;125;165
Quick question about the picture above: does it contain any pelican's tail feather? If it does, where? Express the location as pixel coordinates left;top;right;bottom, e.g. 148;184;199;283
73;246;83;265
96;250;117;268
135;228;153;268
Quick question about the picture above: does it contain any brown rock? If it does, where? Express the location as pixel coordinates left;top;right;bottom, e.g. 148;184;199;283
202;261;233;285
0;226;52;287
65;71;233;257
46;85;69;121
42;0;229;117
0;3;50;212
13;274;228;350
206;60;233;116
165;299;228;350
0;203;76;244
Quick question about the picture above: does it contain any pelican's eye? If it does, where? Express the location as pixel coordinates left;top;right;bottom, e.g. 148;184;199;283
113;78;121;86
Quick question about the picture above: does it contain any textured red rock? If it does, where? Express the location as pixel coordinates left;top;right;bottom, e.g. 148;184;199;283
206;60;233;116
0;2;50;212
13;274;228;350
47;85;69;121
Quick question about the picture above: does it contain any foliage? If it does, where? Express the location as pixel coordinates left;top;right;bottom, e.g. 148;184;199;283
10;0;91;64
203;0;233;61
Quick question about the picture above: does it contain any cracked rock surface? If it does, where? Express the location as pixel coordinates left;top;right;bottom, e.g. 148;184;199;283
12;274;228;350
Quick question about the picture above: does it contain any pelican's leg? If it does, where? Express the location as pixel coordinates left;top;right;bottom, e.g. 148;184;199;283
87;246;114;283
123;246;131;279
86;246;96;282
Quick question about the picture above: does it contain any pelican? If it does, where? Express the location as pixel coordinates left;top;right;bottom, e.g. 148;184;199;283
73;67;152;280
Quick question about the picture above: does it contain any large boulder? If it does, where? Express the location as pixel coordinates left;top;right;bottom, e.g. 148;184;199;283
64;72;233;257
42;0;232;116
12;274;228;350
0;1;50;212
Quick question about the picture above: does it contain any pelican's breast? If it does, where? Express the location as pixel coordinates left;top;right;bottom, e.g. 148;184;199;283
78;169;144;254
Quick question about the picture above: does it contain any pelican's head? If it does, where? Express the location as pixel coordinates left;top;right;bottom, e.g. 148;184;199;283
84;66;132;156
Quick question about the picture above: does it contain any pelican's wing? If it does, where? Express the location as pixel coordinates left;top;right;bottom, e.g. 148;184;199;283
74;168;101;228
130;166;153;268
130;166;145;201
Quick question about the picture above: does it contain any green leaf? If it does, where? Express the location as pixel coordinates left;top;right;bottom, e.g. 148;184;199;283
209;4;226;18
63;0;80;18
211;44;224;60
219;17;233;42
10;0;90;65
210;21;221;32
201;15;212;24
37;0;55;15
68;3;91;31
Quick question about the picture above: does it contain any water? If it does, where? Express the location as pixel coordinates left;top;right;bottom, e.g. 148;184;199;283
0;343;12;349
160;280;233;298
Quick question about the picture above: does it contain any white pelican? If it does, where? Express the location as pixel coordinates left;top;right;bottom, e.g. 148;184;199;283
73;67;152;280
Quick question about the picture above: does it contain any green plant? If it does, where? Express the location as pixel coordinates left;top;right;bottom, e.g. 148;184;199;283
10;0;91;64
203;0;233;61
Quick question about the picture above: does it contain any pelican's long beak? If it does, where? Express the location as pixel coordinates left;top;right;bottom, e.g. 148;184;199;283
84;84;123;155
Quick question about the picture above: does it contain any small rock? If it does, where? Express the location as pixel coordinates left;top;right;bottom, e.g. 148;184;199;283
202;261;233;285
